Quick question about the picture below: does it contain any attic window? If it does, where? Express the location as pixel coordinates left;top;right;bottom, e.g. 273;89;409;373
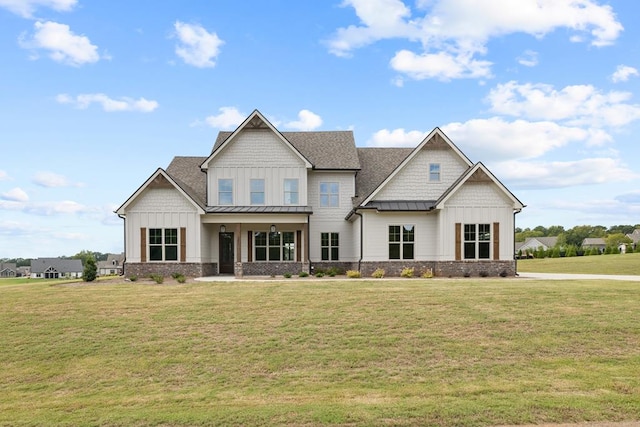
429;163;440;181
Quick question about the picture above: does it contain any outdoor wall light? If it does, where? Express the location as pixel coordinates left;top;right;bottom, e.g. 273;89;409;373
270;224;276;233
220;225;226;233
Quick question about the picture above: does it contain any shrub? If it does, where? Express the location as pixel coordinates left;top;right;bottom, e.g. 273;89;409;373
327;267;339;277
400;267;414;278
499;270;508;278
315;272;325;278
82;257;97;282
298;271;309;278
128;275;137;282
173;274;186;283
371;268;385;279
421;268;433;278
346;270;361;278
149;274;164;284
283;272;292;278
479;271;489;278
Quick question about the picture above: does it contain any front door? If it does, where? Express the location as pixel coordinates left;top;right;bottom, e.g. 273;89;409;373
219;232;234;274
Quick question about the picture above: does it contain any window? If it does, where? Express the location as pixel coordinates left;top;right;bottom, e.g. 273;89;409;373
218;179;233;205
320;182;339;207
321;232;339;261
429;163;440;181
149;228;178;261
389;225;414;260
464;223;490;259
284;179;299;205
254;231;295;261
250;179;265;205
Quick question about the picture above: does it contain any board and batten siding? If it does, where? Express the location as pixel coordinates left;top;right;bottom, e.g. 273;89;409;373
360;212;438;262
375;148;469;201
207;130;308;206
438;182;516;261
124;187;201;263
307;171;358;262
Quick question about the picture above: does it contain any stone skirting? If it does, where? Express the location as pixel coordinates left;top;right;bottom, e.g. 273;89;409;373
124;262;217;278
241;262;304;276
310;262;357;275
357;260;515;277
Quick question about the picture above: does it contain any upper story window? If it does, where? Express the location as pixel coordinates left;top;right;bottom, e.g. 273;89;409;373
284;179;299;205
389;225;414;260
429;163;441;181
218;179;233;205
319;182;339;207
149;228;178;261
464;224;491;259
250;179;265;205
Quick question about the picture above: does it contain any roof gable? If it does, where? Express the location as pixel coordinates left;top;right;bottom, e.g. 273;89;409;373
435;162;525;210
361;128;473;205
115;168;205;215
201;110;312;170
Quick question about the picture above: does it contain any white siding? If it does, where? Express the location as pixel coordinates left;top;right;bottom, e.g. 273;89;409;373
375;148;469;200
124;187;202;263
360;212;438;261
439;182;516;260
207;130;308;206
308;171;358;262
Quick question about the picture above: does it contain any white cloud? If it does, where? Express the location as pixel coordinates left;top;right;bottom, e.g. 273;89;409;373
24;200;89;216
285;110;323;131
517;50;538;67
32;171;84;188
368;128;428;147
57;93;159;112
611;65;639;83
0;170;9;181
1;188;29;202
442;117;598;161
486;81;640;128
174;21;224;68
19;21;100;66
0;0;76;18
492;158;637;189
328;0;622;80
203;107;246;129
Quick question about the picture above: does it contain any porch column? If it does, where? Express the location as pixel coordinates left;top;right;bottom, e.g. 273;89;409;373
235;223;243;278
302;222;310;273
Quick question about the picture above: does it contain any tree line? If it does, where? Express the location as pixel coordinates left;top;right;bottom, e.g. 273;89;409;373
516;224;639;250
1;250;110;267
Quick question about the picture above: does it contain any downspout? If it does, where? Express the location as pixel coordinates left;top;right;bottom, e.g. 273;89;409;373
355;211;363;272
306;213;311;274
514;209;519;276
117;213;126;277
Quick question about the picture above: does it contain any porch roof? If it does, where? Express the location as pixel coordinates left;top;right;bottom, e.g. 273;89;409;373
205;206;313;214
359;200;437;211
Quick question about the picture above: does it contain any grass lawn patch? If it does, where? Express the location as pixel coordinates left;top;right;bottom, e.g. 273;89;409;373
1;279;639;426
517;251;640;275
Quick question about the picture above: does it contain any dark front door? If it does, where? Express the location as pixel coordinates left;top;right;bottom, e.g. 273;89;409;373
219;232;234;274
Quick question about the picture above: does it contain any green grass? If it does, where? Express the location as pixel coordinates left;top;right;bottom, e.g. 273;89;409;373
518;251;640;275
1;279;639;426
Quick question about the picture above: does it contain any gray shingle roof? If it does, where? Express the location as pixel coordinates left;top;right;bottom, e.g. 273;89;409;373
166;156;207;207
214;131;361;170
30;258;83;274
353;147;414;206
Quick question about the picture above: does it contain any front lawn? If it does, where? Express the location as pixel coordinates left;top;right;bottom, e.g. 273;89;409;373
517;251;640;275
1;279;639;426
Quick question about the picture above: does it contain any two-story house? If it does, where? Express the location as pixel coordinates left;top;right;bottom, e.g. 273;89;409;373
116;110;524;278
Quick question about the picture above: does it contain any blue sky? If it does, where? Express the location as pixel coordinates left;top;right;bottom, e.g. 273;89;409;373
1;0;639;259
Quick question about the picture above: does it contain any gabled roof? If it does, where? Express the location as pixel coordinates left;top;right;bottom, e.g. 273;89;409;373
361;128;473;206
115;168;205;215
353;147;413;206
201;110;313;170
30;258;83;274
435;162;524;211
582;237;606;246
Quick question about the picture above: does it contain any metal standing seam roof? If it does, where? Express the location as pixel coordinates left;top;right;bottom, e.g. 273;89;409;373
361;201;437;211
205;206;313;214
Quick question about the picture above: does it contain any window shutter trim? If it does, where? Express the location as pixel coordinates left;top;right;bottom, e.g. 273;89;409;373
180;227;186;262
248;231;253;262
140;228;147;263
493;222;500;260
455;223;461;261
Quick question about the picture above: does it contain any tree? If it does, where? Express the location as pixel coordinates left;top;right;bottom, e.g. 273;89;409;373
83;257;97;282
605;233;632;249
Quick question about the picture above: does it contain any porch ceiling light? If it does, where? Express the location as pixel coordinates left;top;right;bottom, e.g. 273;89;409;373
270;224;276;233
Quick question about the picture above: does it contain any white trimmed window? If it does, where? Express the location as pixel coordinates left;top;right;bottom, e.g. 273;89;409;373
389;225;414;260
464;224;491;259
321;232;339;261
429;163;440;181
218;179;233;205
250;179;265;205
149;228;178;261
319;182;339;207
284;179;299;205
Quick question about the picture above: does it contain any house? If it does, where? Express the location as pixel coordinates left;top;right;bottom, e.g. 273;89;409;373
17;266;30;277
515;236;558;257
97;253;124;276
116;110;524;278
0;262;17;277
582;237;606;253
626;229;640;249
30;258;83;279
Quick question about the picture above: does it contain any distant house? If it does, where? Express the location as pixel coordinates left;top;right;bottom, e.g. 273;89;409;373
516;236;558;256
626;229;640;249
0;262;17;278
17;266;30;277
30;258;83;279
97;253;124;276
582;237;606;253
